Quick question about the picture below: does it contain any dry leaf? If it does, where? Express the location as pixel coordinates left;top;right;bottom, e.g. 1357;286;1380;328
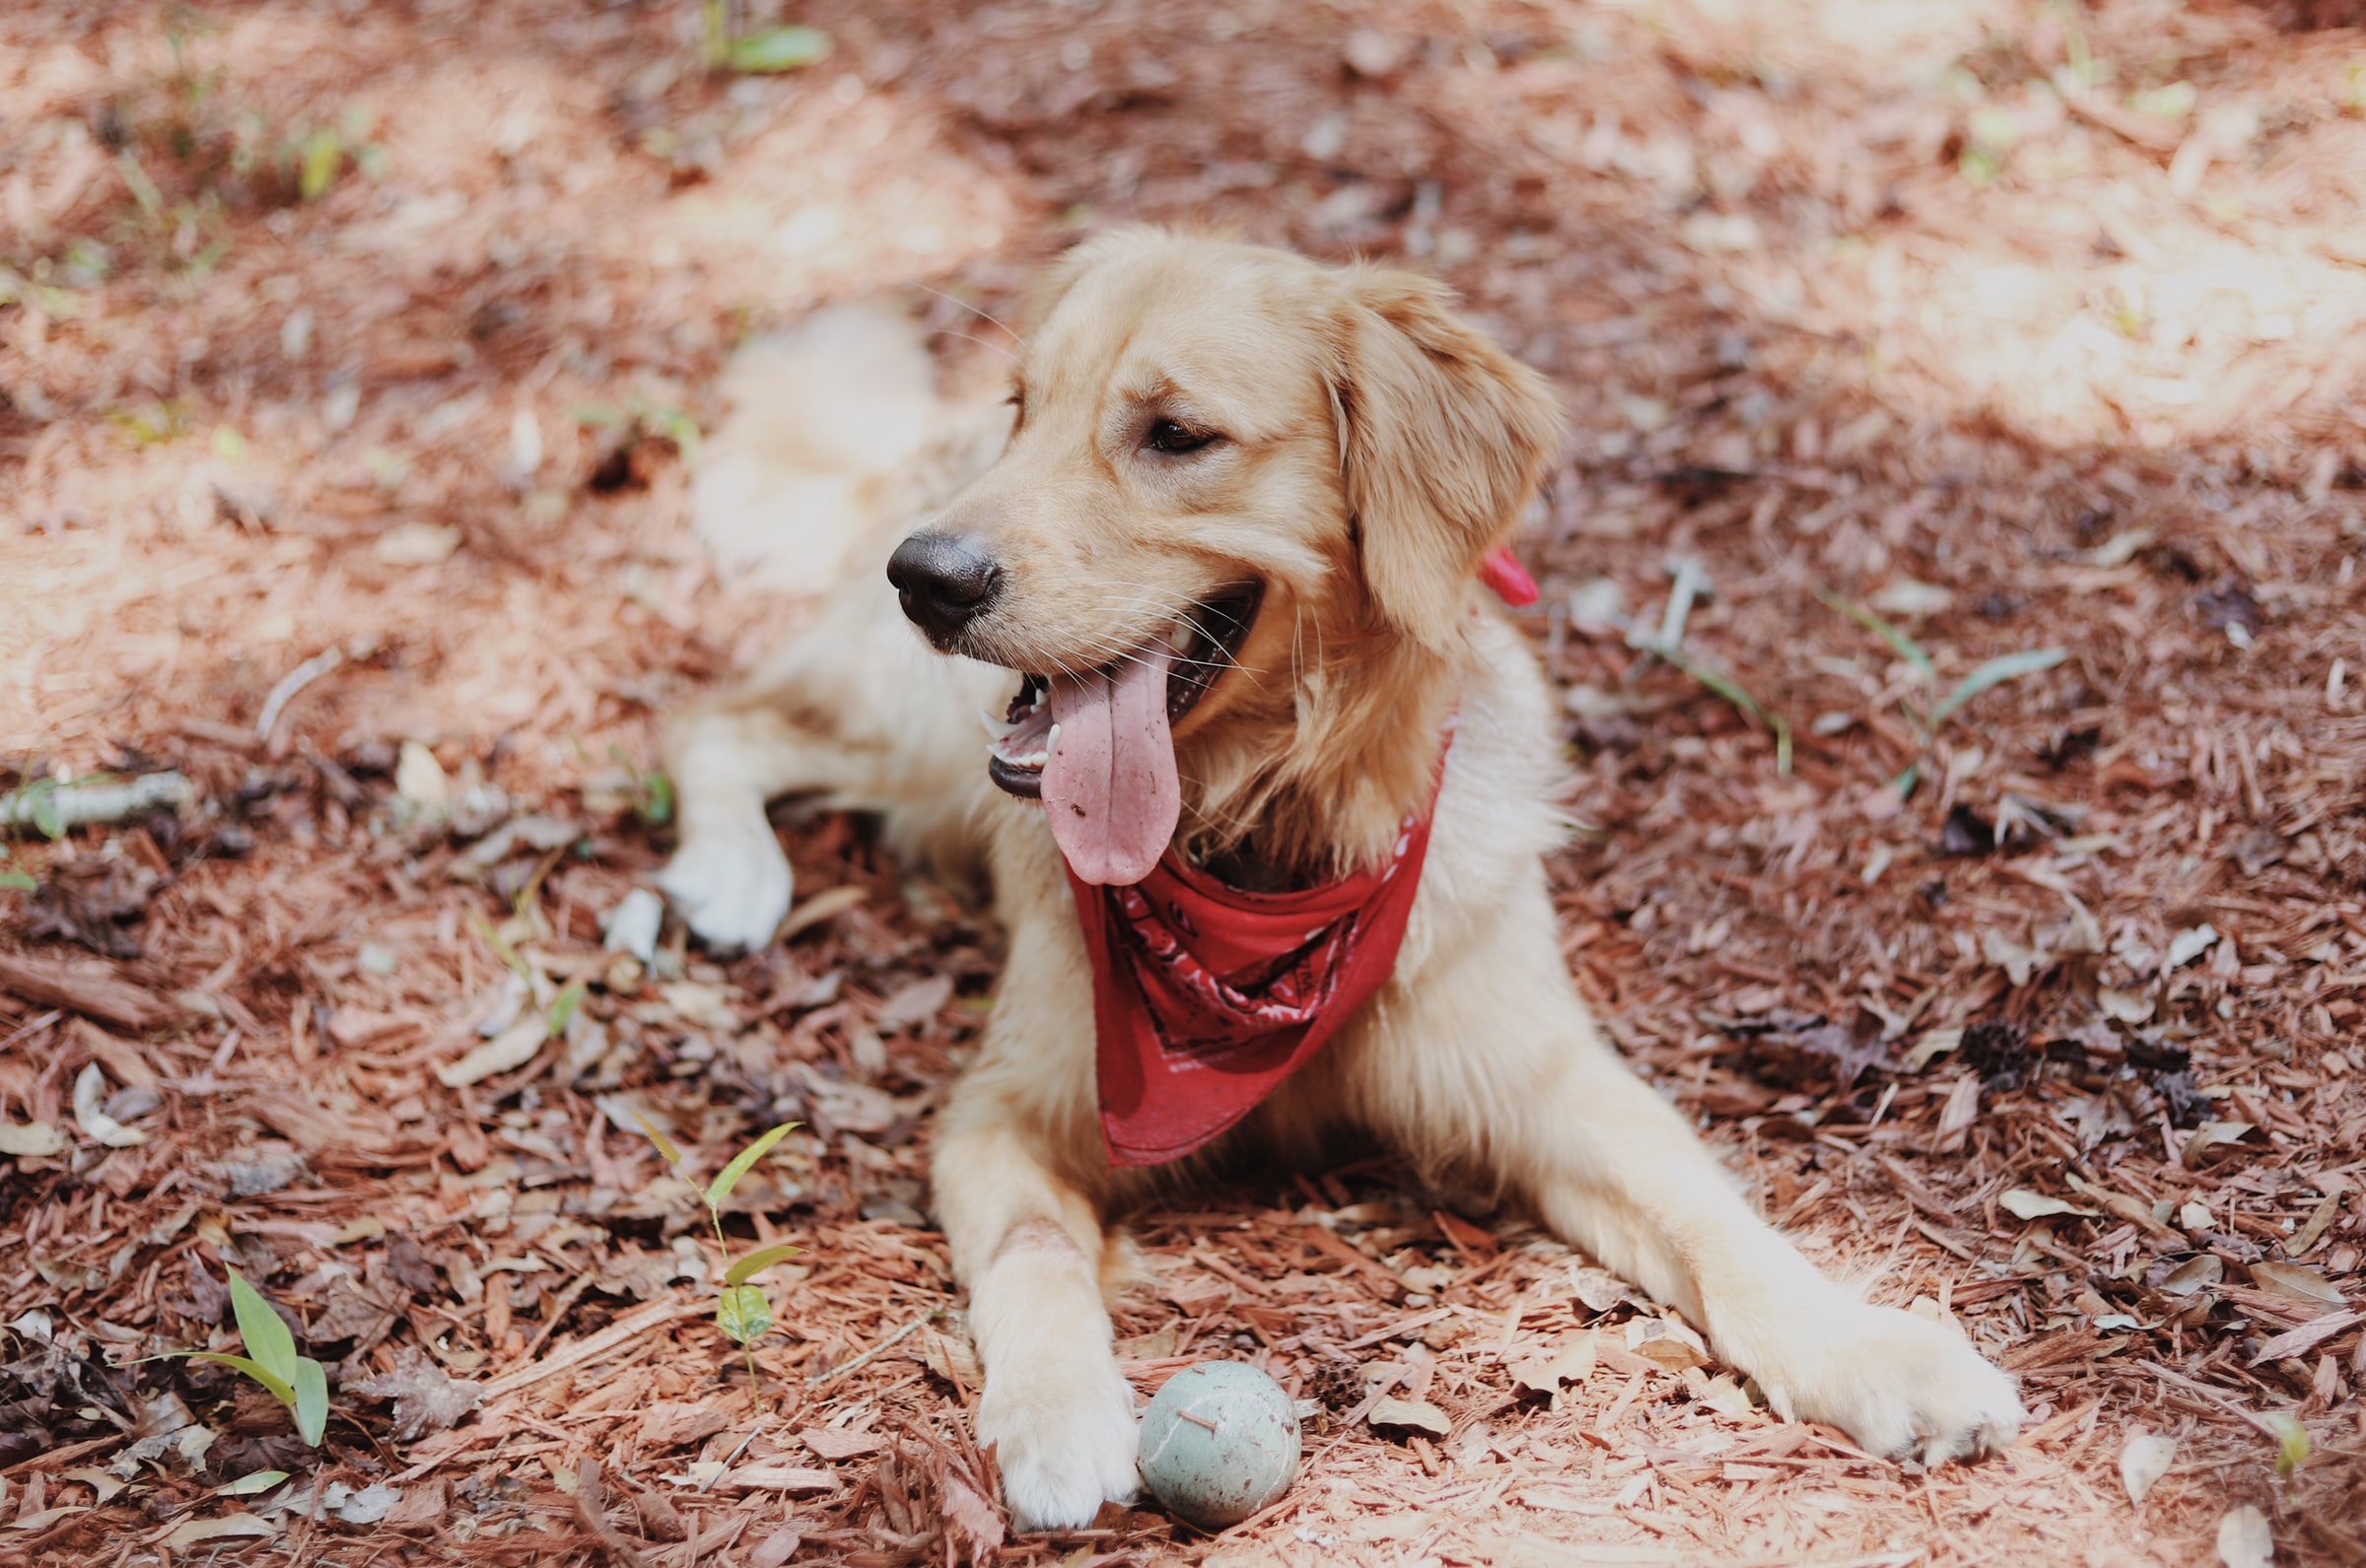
749;1526;803;1568
1631;1335;1709;1372
2167;924;2220;971
159;1515;276;1547
1367;1397;1452;1436
2120;1429;2176;1503
872;973;953;1031
372;522;462;566
1695;1374;1756;1419
1511;1330;1597;1395
2181;1121;2257;1169
434;1016;547;1088
2250;1309;2362;1366
2248;1262;2346;1310
394;741;449;808
333;1482;401;1525
73;1063;148;1147
2097;987;2155;1023
2290;1192;2343;1256
349;1347;483;1440
922;1329;981;1392
659;981;737;1030
60;1466;126;1505
1981;931;2053;987
1566;1264;1633;1313
0;1122;64;1158
2157;1255;2224;1296
2001;1189;2096;1221
2215;1504;2272;1568
1117;1324;1180;1360
1934;1073;1983;1138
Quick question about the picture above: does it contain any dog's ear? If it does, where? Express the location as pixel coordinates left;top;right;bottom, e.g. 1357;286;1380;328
1328;268;1564;648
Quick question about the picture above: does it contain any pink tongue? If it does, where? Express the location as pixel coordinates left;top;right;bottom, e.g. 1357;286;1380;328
1041;647;1180;886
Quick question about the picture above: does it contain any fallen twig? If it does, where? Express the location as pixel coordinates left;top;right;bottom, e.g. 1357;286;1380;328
808;1313;933;1388
481;1296;711;1399
1;772;192;834
255;648;344;744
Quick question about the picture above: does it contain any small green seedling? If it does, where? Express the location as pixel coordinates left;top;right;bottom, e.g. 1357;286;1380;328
634;1118;802;1407
2266;1412;2311;1479
169;1268;328;1445
1819;589;2065;797
1631;561;1793;774
697;2;832;74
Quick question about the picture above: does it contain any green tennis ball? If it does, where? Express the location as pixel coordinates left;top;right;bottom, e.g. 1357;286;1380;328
1138;1361;1301;1530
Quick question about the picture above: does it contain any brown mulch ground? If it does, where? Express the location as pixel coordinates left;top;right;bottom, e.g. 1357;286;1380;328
4;2;2365;1564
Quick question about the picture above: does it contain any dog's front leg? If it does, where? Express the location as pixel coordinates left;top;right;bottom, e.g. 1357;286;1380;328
1502;1019;2024;1462
661;569;1001;950
934;1096;1138;1531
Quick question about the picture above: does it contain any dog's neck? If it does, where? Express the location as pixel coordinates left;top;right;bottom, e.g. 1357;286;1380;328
1175;598;1466;892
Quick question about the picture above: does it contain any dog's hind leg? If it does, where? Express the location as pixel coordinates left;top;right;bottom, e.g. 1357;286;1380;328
660;567;1004;950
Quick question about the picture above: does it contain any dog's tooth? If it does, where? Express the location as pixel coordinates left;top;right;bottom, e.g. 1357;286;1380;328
979;709;1017;740
1173;624;1200;659
1046;721;1062;758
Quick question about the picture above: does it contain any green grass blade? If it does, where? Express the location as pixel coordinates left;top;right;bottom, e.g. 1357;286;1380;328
725;1245;804;1287
293;1358;328;1446
218;1470;290;1496
225;1269;300;1388
1816;589;1934;680
545;981;587;1038
717;1284;772;1347
1653;647;1794;777
705;1122;800;1211
727;26;833;72
183;1353;295;1406
1929;648;2066;728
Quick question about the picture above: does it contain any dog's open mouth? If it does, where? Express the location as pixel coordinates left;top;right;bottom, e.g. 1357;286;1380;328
982;582;1261;885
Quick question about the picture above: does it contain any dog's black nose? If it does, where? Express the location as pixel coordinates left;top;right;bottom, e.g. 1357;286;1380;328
887;533;1003;642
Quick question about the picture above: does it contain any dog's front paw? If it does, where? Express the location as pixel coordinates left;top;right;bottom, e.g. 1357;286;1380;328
1753;1300;2023;1465
658;830;792;952
976;1350;1140;1532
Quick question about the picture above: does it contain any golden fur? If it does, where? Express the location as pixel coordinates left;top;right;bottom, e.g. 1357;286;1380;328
661;230;2022;1531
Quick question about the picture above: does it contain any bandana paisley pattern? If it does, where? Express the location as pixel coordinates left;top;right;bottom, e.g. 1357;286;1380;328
1067;733;1449;1166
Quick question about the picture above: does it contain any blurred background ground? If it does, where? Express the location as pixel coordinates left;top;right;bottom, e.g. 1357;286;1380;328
3;1;2365;1564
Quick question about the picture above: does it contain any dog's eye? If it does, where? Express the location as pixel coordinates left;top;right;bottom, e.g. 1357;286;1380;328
1145;419;1217;455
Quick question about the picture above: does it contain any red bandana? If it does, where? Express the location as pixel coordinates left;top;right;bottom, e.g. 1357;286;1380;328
1060;548;1530;1166
1066;730;1449;1167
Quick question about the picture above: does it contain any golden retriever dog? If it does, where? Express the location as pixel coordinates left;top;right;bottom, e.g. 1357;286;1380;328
661;230;2022;1530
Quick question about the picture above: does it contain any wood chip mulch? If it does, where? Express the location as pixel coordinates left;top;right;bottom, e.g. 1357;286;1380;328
2;1;2363;1563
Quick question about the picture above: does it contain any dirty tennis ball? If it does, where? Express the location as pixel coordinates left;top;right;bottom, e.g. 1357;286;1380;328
1138;1360;1300;1530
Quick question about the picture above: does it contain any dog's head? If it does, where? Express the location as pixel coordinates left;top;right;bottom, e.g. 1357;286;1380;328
889;230;1563;884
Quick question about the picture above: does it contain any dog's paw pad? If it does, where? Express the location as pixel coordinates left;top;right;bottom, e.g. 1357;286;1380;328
658;835;792;952
977;1358;1140;1532
1759;1304;2024;1466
